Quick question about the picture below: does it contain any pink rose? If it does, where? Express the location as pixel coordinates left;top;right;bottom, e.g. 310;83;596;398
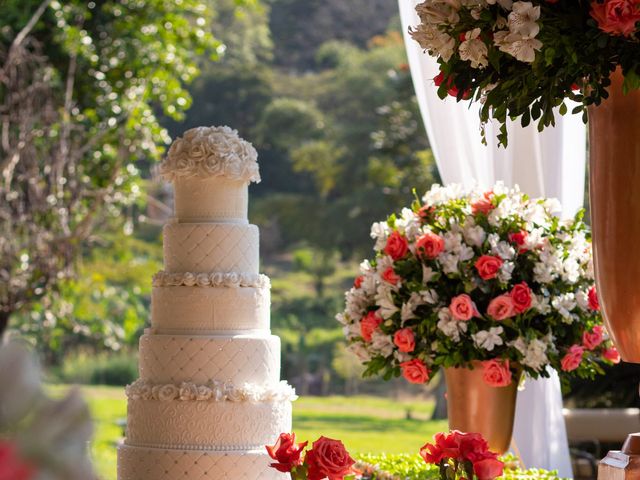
561;345;584;372
474;457;505;480
449;294;479;321
590;0;640;37
305;436;355;480
360;311;383;342
582;325;605;350
415;232;445;260
384;231;409;260
472;191;495;215
510;282;532;313
603;346;621;363
487;294;515;320
353;276;364;289
381;267;401;285
400;359;430;384
393;328;416;353
588;286;600;311
482;359;512;387
474;255;503;280
266;433;308;473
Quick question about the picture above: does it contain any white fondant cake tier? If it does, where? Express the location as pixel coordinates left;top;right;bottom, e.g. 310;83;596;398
124;398;292;450
117;445;288;480
163;223;259;274
151;285;270;334
174;177;248;224
138;334;281;384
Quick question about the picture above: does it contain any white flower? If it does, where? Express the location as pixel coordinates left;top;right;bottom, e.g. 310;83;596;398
575;290;590;311
371;222;391;251
509;337;527;356
394;350;412;364
437;308;468;342
370;331;395;357
423;264;436;283
440;252;460;274
552;293;577;323
472;327;504;351
410;24;457;61
348;343;371;362
375;284;399;319
458;28;489;68
397;208;422;240
422;183;469;206
498;261;515;283
493;30;542;63
532;294;551;314
522;338;548;371
463;219;486;247
508;2;540;37
489;237;516;260
421;289;439;304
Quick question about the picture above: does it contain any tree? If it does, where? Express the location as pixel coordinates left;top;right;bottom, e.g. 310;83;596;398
0;0;221;337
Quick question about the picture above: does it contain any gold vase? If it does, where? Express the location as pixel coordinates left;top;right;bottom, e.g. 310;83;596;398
589;67;640;362
444;364;519;454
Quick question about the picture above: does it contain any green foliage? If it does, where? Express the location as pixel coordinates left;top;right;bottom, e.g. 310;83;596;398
51;351;138;386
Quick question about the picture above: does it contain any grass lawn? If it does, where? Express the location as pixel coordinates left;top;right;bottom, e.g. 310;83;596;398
48;385;446;480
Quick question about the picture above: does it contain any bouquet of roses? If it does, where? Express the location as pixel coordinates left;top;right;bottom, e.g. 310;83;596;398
267;433;356;480
409;0;640;146
338;183;619;388
420;431;504;480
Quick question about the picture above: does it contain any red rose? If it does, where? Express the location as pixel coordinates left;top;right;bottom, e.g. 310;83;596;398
353;276;364;289
381;266;401;285
394;328;416;353
384;231;409;260
433;71;471;99
482;359;512;387
603;346;621;363
582;325;605;350
420;432;460;464
588;286;600;311
360;311;383;342
487;294;515;320
305;436;355;480
472;192;495;215
561;345;584;372
0;442;36;480
457;432;492;462
474;457;505;480
415;232;445;260
590;0;640;37
450;294;479;321
474;255;503;280
510;282;532;313
400;359;430;384
508;230;528;252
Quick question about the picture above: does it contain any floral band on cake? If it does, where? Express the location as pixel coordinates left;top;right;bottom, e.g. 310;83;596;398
159;126;260;183
126;379;298;403
152;271;270;289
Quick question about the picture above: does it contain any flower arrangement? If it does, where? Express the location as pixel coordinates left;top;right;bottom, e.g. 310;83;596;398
266;433;356;480
420;431;504;480
409;0;640;146
338;183;619;388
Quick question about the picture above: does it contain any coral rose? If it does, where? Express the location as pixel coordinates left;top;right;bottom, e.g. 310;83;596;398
0;442;36;480
590;0;640;37
603;346;621;363
420;432;460;464
561;345;584;372
472;191;495;215
393;328;416;353
360;311;383;342
384;231;409;260
487;294;515;320
415;232;445;260
305;436;355;480
474;255;503;280
266;433;308;473
510;282;532;313
582;325;604;350
482;359;512;387
381;267;401;285
474;457;505;480
450;294;479;321
588;286;600;311
400;359;430;384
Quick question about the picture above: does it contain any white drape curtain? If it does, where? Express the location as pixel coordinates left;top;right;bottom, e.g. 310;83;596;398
398;1;586;477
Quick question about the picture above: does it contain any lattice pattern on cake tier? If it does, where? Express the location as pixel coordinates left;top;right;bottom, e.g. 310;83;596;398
164;223;259;274
117;445;287;480
138;334;280;384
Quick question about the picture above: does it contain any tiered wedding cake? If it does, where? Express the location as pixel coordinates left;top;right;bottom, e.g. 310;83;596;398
117;126;294;480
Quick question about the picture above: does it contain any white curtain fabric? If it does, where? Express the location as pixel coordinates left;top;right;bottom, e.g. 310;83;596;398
398;1;586;477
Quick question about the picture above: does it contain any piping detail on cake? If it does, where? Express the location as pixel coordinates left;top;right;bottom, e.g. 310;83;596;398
160;126;260;183
152;271;270;288
126;379;297;403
